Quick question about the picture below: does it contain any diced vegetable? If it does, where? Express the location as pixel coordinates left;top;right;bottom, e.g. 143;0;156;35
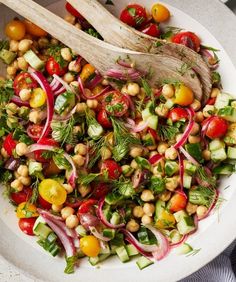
115;246;130;263
24;49;45;71
0;49;16;64
136;256;154;270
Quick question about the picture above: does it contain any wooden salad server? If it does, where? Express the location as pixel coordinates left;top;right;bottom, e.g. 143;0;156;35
68;0;212;102
1;0;203;100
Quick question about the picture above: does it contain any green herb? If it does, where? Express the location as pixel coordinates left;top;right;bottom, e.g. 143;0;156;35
196;167;217;188
160;26;182;40
106;103;124;114
127;7;136;17
78;173;100;186
41;150;54;159
29;177;40;204
105;0;114;5
88;136;106;169
141;78;153;99
112;177;135;198
53;153;71;170
154;41;164;48
149;177;166;194
201;45;220;52
161;78;181;87
158;124;179;141
13;128;33;145
64;255;78;274
47;44;67;68
85;28;102;39
0;170;13;183
0;40;9;51
176;62;193;76
186;247;201;257
212;71;221;85
0;79;14;104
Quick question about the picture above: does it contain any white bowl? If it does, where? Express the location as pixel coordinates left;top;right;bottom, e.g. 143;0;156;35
0;1;236;281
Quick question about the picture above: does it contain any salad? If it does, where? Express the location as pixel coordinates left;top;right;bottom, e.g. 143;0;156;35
0;1;235;274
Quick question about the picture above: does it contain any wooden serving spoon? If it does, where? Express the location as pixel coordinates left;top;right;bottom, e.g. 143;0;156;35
67;0;212;103
1;0;203;100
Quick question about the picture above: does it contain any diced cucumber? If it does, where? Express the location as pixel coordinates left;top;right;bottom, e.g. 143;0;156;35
183;173;192;189
136;256;154;270
137;226;150;245
150;176;165;194
23;49;44;71
105;193;123;205
165;99;174;109
29;160;43;175
126;244;139;256
184;161;197;175
103;229;115;239
185;143;203;163
34;222;52;239
173;210;188;223
141;107;152;121
75;225;87;237
88;123;104;139
209;139;225;151
54;91;75;115
110;233;124;252
227;147;236;159
99;242;111;255
177;243;193;255
165;161;179;176
88;254;110;266
177;216;195;235
115;246;130;263
189;186;215;206
169;229;182;244
0;49;16;64
146;115;158;130
211;147;227;162
213;164;235;175
155;200;165;220
215;93;232;109
135;156;151;170
142;133;155;147
110;212;121;225
218;106;236;122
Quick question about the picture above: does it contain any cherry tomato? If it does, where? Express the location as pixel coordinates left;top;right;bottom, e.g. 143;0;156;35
168;108;188;122
11;187;32;205
5;20;26;40
80;64;95;82
78;199;97;215
141;23;161;37
17;202;39;218
92;183;110;199
18;218;36;236
13;72;38;96
65;2;84;19
39;179;67;205
155;210;176;229
120;4;147;28
103;91;129;117
101;159;122;180
80;235;100;257
23;20;47;37
151;3;170;23
172;32;201;52
168;193;187;212
29;88;47;108
38;195;52;210
202;116;228;139
175;84;194;106
46;57;67;76
27;124;43;141
206;97;216;105
97;109;112;129
34;138;59;163
43;160;62;177
3;134;17;156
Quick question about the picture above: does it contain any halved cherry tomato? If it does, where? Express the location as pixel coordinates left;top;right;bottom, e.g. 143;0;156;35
202;116;228;139
206;97;216;105
34;138;59;163
141;23;161;37
151;3;170;23
38;195;52;210
46;57;67;76
23;20;47;37
120;4;147;28
17;202;39;218
92;183;110;199
80;64;95;82
11;187;32;205
78;199;97;215
168;193;187;212
39;179;67;205
97;109;112;129
155;210;176;229
168;107;188;122
5;20;26;40
101;159;122;180
80;235;100;257
13;72;38;96
43;160;62;177
18;218;36;236
103;91;129;117
175;84;194;106
27;124;43;141
65;2;84;19
29;88;47;108
172;32;201;52
3;134;17;156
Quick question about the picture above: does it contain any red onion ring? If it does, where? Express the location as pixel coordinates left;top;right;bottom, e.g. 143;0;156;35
179;146;199;166
86;72;103;89
11;95;30;107
53;86;66;96
123;94;135;113
89;226;112;242
170;234;188;248
126;118;149;133
149;153;163;165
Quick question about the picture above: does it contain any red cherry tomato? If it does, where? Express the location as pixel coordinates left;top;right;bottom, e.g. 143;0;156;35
78;199;97;214
97;109;112;129
38;195;51;210
101;159;122;180
172;32;201;52
141;23;161;37
92;183;110;199
13;72;38;95
103;91;129;117
3;134;17;156
11;187;32;205
27;124;44;141
203;116;228;139
120;4;147;28
65;2;84;19
18;218;36;236
34;138;59;163
46;57;67;76
168;108;188;122
206;97;216;105
169;193;187;212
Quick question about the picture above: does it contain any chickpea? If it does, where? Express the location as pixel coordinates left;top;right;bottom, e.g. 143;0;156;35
165;177;179;191
188;135;201;144
155;104;169;117
9;40;19;52
18;39;33;53
133;206;144;218
165;147;178;160
159;190;172;202
14;171;20;179
10;179;23;191
76;102;87;113
123;82;140;96
17;57;28;70
61;48;72;62
186;202;198;215
63;184;73;194
143;203;155;216
101;146;112;160
19;176;31;186
66;214;79;229
73;126;82;135
126;219;140;232
195;111;204;123
38;37;49;49
129;146;143;158
87;99;98;109
102;78;109;86
74;143;87;155
7;66;17;76
17;165;28;177
70;81;79;93
156;143;168;155
29;110;45;124
175;134;183;143
1;147;8;158
51;38;59;45
211;88;220;98
203;105;215;118
149;151;158;158
6;103;18;116
162;84;174;98
63;73;75;83
152;165;164;177
196;205;208;218
64;14;76;25
190;99;201;111
130;159;138;169
15;143;28;156
19;89;31;101
68;60;81;72
61;207;74;220
141;190;154;202
72;154;85;167
74;23;82;30
78;184;91;197
141;215;153;225
203;149;211;161
52;204;63;213
190;122;200;135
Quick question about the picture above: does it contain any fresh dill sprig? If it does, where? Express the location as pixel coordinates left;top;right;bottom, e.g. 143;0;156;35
111;177;135;198
186;248;201;257
0;79;14;104
196;167;217;188
88;136;106;169
158;124;179;141
78;173;100;186
29;177;40;204
141;78;153;99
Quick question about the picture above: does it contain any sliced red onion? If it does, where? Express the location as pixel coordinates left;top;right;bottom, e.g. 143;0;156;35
201;116;215;147
126;118;149;133
125;237;152;258
89;226;111;242
11;95;30;107
37;208;64;221
179;146;199;166
173;107;195;150
170;234;188;248
29;68;54;142
106;68;141;81
198;190;219;221
145;224;170;260
79;213;100;230
117;59;134;68
74;238;80;248
123;94;135;113
132;169;150;189
200;49;219;70
50;78;61;92
149;153;163;165
97;197;125;229
53;105;77;121
178;152;184;191
53;74;72;92
83;143;89;169
4;157;21;171
53;85;66;96
148;128;159;141
86;72;103;89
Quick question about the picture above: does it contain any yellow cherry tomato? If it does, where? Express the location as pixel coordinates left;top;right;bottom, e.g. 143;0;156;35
174;84;194;106
29;88;47;108
155;210;176;229
80;235;101;257
80;64;95;82
151;3;170;23
5;20;26;40
23;20;47;37
39;179;67;205
17;202;39;219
